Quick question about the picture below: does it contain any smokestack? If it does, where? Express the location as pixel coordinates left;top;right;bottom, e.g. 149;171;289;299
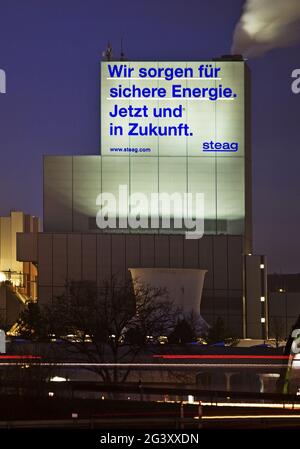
231;0;300;58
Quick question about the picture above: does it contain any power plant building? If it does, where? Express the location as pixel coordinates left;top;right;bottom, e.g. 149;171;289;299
17;58;268;339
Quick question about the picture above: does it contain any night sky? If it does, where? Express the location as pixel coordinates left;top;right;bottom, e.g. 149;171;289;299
0;0;299;273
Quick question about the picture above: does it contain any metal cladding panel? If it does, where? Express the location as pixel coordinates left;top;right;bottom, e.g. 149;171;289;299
198;236;213;289
38;234;53;286
154;235;170;267
111;234;126;281
16;233;38;262
140;235;155;268
169;235;184;268
44;156;73;232
228;236;243;290
97;234;112;283
53;234;67;286
82;234;97;282
183;239;198;268
73;156;101;231
67;234;82;282
213;235;228;290
125;235;140;277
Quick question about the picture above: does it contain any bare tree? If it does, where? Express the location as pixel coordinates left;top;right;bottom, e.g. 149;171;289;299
20;278;178;385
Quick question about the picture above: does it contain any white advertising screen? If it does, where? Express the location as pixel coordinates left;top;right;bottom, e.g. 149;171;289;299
101;61;245;158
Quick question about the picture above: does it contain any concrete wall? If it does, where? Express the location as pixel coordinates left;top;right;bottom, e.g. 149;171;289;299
129;268;207;315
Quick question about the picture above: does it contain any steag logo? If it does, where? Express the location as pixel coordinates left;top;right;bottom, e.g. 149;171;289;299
0;69;6;94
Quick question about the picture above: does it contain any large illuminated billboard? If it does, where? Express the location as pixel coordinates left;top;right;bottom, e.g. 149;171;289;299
99;61;246;236
101;61;244;157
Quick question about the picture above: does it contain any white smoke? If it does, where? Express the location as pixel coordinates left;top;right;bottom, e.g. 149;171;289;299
232;0;300;57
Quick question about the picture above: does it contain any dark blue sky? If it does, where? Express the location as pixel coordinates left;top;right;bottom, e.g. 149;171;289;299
0;0;299;273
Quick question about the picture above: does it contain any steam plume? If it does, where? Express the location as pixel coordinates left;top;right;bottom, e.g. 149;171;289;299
232;0;300;57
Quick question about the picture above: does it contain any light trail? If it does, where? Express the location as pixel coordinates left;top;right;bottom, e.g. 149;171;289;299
201;402;300;410
0;362;291;368
0;355;41;360
153;355;290;360
165;400;300;410
200;414;300;420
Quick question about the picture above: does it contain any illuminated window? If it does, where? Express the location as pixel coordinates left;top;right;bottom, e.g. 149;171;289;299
260;264;264;269
261;317;266;323
260;296;265;302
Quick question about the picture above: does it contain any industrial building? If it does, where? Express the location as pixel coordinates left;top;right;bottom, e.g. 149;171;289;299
16;58;268;339
0;211;39;327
